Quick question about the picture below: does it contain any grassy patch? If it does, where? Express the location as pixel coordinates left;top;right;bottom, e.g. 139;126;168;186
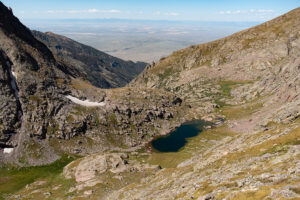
261;144;289;156
213;80;254;107
23;140;44;159
56;78;65;87
220;100;264;120
66;115;75;123
157;67;174;80
70;79;94;90
73;105;87;115
219;80;254;98
207;126;300;170
72;106;99;125
0;155;76;199
107;113;117;125
29;95;42;103
47;123;59;135
230;186;271;200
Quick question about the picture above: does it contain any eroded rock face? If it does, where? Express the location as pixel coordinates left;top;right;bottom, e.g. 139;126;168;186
0;2;187;166
0;51;20;147
0;2;75;164
44;86;186;156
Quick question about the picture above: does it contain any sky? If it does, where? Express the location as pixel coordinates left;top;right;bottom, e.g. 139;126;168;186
1;0;299;22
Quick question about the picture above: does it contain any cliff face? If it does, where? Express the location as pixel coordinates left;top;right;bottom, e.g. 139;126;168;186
0;51;20;147
0;1;70;157
0;2;186;166
32;31;147;88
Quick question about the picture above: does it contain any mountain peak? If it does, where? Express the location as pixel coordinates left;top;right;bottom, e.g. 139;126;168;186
0;2;55;62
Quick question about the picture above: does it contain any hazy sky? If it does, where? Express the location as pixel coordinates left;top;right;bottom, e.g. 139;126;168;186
2;0;299;21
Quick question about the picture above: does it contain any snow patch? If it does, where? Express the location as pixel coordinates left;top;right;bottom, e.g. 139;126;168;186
7;61;19;100
12;71;17;80
66;95;106;107
6;60;22;119
3;148;14;154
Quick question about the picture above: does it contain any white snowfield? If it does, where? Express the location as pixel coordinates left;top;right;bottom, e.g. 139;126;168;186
66;95;106;107
3;148;14;154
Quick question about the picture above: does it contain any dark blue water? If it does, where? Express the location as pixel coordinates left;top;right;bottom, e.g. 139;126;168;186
151;120;209;152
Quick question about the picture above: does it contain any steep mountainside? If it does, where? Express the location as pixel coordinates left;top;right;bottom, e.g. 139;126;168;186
0;2;186;168
131;7;300;121
1;4;300;200
32;31;147;88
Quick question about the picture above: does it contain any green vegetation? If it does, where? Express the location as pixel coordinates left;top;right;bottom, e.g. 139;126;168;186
47;123;59;135
219;80;254;98
72;105;100;125
29;95;42;103
198;59;212;67
214;80;255;107
220;99;264;120
23;140;43;159
66;115;75;123
73;105;86;115
107;113;117;125
129;121;136;131
0;155;76;199
157;67;174;80
70;79;95;90
261;143;289;155
208;126;300;170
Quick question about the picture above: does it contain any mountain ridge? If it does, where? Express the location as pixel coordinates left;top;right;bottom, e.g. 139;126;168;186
130;7;300;119
32;30;147;88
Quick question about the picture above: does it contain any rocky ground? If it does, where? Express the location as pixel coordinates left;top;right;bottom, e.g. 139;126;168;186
0;3;300;200
6;89;300;200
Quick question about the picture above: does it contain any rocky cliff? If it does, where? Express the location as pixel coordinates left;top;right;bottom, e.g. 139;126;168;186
32;31;147;88
0;2;186;166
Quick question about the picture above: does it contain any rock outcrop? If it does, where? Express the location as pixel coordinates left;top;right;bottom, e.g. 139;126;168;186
0;50;20;147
